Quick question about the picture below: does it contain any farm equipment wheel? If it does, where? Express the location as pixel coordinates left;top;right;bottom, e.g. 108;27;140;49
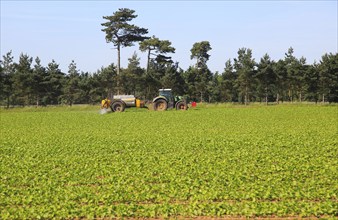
111;101;125;112
153;99;167;111
176;101;188;110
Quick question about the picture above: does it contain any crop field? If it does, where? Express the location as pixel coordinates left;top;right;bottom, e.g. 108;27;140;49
0;104;337;219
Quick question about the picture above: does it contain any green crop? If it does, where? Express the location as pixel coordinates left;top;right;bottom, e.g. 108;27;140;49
0;105;337;219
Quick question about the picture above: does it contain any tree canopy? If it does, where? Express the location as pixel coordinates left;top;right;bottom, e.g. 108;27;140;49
139;36;175;73
190;41;212;68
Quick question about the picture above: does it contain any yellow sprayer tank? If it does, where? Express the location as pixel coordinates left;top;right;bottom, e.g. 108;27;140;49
136;99;141;108
101;95;146;112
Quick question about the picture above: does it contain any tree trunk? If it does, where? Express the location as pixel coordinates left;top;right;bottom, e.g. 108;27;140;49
276;93;279;104
244;86;248;105
117;44;121;95
36;97;39;108
265;86;268;105
299;91;302;103
6;95;10;109
322;94;325;104
147;49;150;74
117;44;120;76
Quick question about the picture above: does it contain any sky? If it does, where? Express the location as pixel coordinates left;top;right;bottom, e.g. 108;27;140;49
1;0;337;74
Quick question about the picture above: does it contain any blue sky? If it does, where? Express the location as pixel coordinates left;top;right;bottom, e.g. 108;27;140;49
1;1;337;74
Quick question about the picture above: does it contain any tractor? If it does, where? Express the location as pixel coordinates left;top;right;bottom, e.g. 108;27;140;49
153;89;188;111
100;89;187;112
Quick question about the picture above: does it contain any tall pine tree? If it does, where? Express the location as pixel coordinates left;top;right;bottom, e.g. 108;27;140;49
234;48;256;105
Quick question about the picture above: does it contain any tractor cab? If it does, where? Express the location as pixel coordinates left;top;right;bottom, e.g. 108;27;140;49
159;89;173;102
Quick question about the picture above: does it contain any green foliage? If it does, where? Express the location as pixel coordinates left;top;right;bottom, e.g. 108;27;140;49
42;60;65;105
31;57;46;106
121;52;145;97
1;105;337;218
139;35;176;71
273;59;288;103
219;59;238;102
101;8;149;48
256;54;275;104
12;53;33;106
318;53;338;102
62;60;81;106
0;51;15;108
234;48;256;105
190;41;212;67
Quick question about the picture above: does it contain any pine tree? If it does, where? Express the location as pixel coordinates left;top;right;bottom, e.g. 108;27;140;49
190;41;212;102
32;57;46;106
101;8;148;93
63;60;81;106
273;59;288;103
43;60;65;105
0;51;16;108
13;53;33;106
234;48;256;105
256;54;275;104
318;53;338;103
121;52;145;96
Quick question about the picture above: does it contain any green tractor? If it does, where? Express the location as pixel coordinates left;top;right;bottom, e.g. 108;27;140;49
153;89;188;111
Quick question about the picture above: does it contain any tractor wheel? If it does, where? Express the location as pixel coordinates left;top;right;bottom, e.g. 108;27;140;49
176;101;187;110
153;99;167;111
111;101;125;112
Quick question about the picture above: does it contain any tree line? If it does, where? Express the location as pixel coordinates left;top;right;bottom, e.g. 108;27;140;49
1;8;337;107
1;47;337;107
